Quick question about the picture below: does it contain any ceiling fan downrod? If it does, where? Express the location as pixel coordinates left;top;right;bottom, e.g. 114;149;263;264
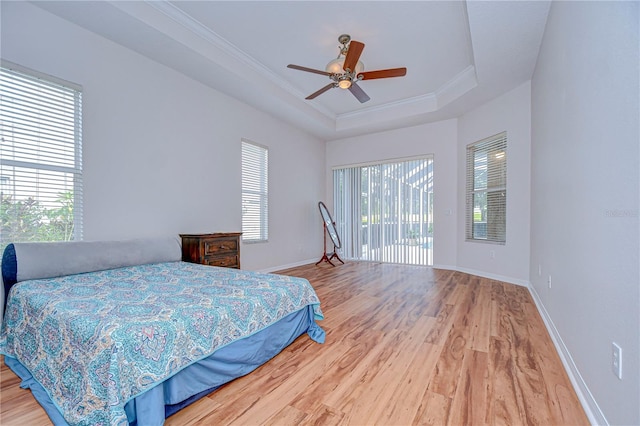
337;34;351;57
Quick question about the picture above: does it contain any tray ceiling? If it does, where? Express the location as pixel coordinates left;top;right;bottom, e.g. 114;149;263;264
32;1;551;140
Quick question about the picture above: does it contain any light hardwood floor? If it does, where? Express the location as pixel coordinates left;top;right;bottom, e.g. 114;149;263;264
0;262;589;425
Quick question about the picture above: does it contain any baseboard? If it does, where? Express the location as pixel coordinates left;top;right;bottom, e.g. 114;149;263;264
438;265;530;287
431;263;458;272
256;258;318;274
527;283;606;425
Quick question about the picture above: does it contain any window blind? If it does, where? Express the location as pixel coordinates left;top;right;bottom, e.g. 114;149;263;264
465;132;506;243
334;156;434;266
0;62;83;249
241;139;268;242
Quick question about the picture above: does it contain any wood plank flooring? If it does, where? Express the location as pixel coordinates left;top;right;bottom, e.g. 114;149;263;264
0;262;589;425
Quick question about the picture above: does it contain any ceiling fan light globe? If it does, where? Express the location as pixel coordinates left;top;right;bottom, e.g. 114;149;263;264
326;58;365;76
325;58;345;74
338;79;352;89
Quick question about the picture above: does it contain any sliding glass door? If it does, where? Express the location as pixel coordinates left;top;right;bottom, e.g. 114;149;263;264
333;156;433;266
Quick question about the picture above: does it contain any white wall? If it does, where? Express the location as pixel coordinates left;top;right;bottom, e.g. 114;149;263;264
457;81;532;285
530;2;639;425
326;119;458;268
0;1;325;272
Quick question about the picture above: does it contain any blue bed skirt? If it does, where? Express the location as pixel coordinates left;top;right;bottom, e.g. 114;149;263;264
5;305;324;426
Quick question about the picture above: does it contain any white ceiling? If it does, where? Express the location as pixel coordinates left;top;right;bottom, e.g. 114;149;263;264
32;1;551;141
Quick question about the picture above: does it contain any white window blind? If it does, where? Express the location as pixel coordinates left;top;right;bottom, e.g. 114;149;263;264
465;132;506;243
334;156;434;266
241;139;268;243
0;62;83;249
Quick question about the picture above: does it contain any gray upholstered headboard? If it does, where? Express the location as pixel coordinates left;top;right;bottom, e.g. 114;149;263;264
1;237;182;317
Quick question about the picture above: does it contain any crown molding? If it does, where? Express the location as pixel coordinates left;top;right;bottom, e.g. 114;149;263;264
335;65;477;131
435;65;478;108
109;0;336;121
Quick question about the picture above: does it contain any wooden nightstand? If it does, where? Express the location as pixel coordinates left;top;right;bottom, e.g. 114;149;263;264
180;233;242;269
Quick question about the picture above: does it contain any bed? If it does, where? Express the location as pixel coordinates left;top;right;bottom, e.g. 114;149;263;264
0;237;325;426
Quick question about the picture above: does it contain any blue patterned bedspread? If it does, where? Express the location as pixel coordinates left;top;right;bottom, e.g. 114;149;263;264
0;261;324;425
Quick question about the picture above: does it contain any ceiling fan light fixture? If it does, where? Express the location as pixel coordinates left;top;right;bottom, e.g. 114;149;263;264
325;57;345;74
338;78;352;89
325;57;365;75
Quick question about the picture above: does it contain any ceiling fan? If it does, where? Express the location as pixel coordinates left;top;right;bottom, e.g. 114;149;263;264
287;34;407;103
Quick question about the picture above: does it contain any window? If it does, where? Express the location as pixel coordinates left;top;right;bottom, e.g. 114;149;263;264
0;62;83;249
465;132;506;243
334;156;434;266
241;139;268;242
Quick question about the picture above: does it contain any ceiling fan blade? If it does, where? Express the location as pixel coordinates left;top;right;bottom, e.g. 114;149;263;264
343;41;365;73
348;82;370;103
287;64;332;76
306;83;336;100
358;67;407;80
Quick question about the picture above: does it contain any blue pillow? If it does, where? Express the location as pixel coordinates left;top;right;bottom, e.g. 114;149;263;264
2;243;17;314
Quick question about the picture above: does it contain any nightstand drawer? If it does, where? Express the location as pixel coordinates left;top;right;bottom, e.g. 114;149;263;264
204;238;238;256
204;254;239;268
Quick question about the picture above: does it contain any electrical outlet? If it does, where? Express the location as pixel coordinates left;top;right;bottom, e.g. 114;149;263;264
490;250;495;259
612;342;622;379
538;264;542;276
547;275;552;289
